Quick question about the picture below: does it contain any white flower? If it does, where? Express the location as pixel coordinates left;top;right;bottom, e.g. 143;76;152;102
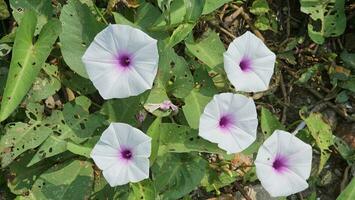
82;24;159;99
91;123;151;187
223;31;276;92
255;130;312;197
198;93;258;154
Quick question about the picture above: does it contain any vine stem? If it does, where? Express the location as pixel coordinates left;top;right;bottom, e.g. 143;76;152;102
94;5;109;25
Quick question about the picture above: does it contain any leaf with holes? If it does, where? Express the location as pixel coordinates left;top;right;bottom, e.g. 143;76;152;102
152;153;207;199
0;11;61;122
10;0;52;34
303;113;333;173
59;0;105;78
158;123;224;154
300;0;346;44
183;89;211;129
30;160;93;200
128;179;157;200
157;43;194;98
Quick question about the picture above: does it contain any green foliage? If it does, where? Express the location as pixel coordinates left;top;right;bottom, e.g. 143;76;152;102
0;11;61;122
260;107;285;138
186;30;225;69
59;0;105;78
337;178;355;200
300;0;346;44
129;180;157;200
303;113;333;174
0;0;10;20
250;0;277;32
202;0;232;14
152;153;207;199
182;89;211;129
30;160;94;199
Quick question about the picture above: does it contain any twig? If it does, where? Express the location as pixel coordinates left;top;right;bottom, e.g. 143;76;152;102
340;165;351;191
224;5;244;26
94;5;109;25
234;181;252;200
229;4;265;42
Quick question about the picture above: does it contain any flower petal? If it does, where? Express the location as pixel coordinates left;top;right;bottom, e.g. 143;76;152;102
128;157;150;182
102;161;130;187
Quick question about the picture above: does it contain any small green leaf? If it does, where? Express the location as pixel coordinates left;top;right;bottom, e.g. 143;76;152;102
202;0;232;15
30;160;94;200
186;30;225;69
0;0;10;20
59;0;105;78
250;0;270;15
147;117;162;165
67;142;91;158
303;113;333;173
0;11;62;122
184;0;205;22
260;107;285;138
341;51;355;70
166;23;195;48
152;153;207;199
182;89;211;129
337;178;355;200
129;180;157;200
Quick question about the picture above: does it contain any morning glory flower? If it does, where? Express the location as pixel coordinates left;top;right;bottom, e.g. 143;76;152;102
199;93;258;154
91;123;151;186
82;24;159;99
223;31;276;92
255;130;312;197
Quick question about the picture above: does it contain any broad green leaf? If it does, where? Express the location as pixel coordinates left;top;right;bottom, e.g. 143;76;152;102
184;0;205;22
152;153;207;199
0;103;50;167
59;0;105;78
0;11;61;122
337;178;355;200
152;0;187;31
101;93;148;125
166;23;195;48
191;63;218;96
303;113;333;173
300;0;346;44
135;2;161;29
67;142;91;158
182;89;211;129
0;0;10;20
158;43;194;98
260;107;285;138
7;151;66;195
334;136;355;164
26;64;61;102
10;0;52;33
28;103;105;166
113;12;136;27
186;30;225;69
92;174;130;199
201;168;238;192
129;180;157;200
158;123;224;154
341;51;355;70
202;0;232;14
147;117;161;165
30;160;93;200
144;83;171;117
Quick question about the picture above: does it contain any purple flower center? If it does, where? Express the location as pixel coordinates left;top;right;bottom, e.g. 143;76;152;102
219;114;234;130
116;53;133;70
272;155;288;173
239;57;252;72
120;149;133;160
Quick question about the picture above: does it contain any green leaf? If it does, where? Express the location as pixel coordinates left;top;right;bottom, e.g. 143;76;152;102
10;0;52;34
152;153;207;199
144;83;171;117
113;12;136;27
30;160;94;200
26;64;61;102
0;0;10;20
158;123;224;154
67;142;91;158
334;136;355;164
28;102;105;166
0;67;8;95
166;23;195;48
101;93;148;125
300;0;346;44
341;51;355;70
0;11;62;122
129;180;157;200
59;0;105;78
250;0;270;15
135;2;161;29
260;107;285;138
158;43;194;98
303;113;333;173
202;0;232;15
297;64;319;84
184;0;205;22
182;89;211;129
147;117;162;165
186;30;225;69
337;178;355;200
